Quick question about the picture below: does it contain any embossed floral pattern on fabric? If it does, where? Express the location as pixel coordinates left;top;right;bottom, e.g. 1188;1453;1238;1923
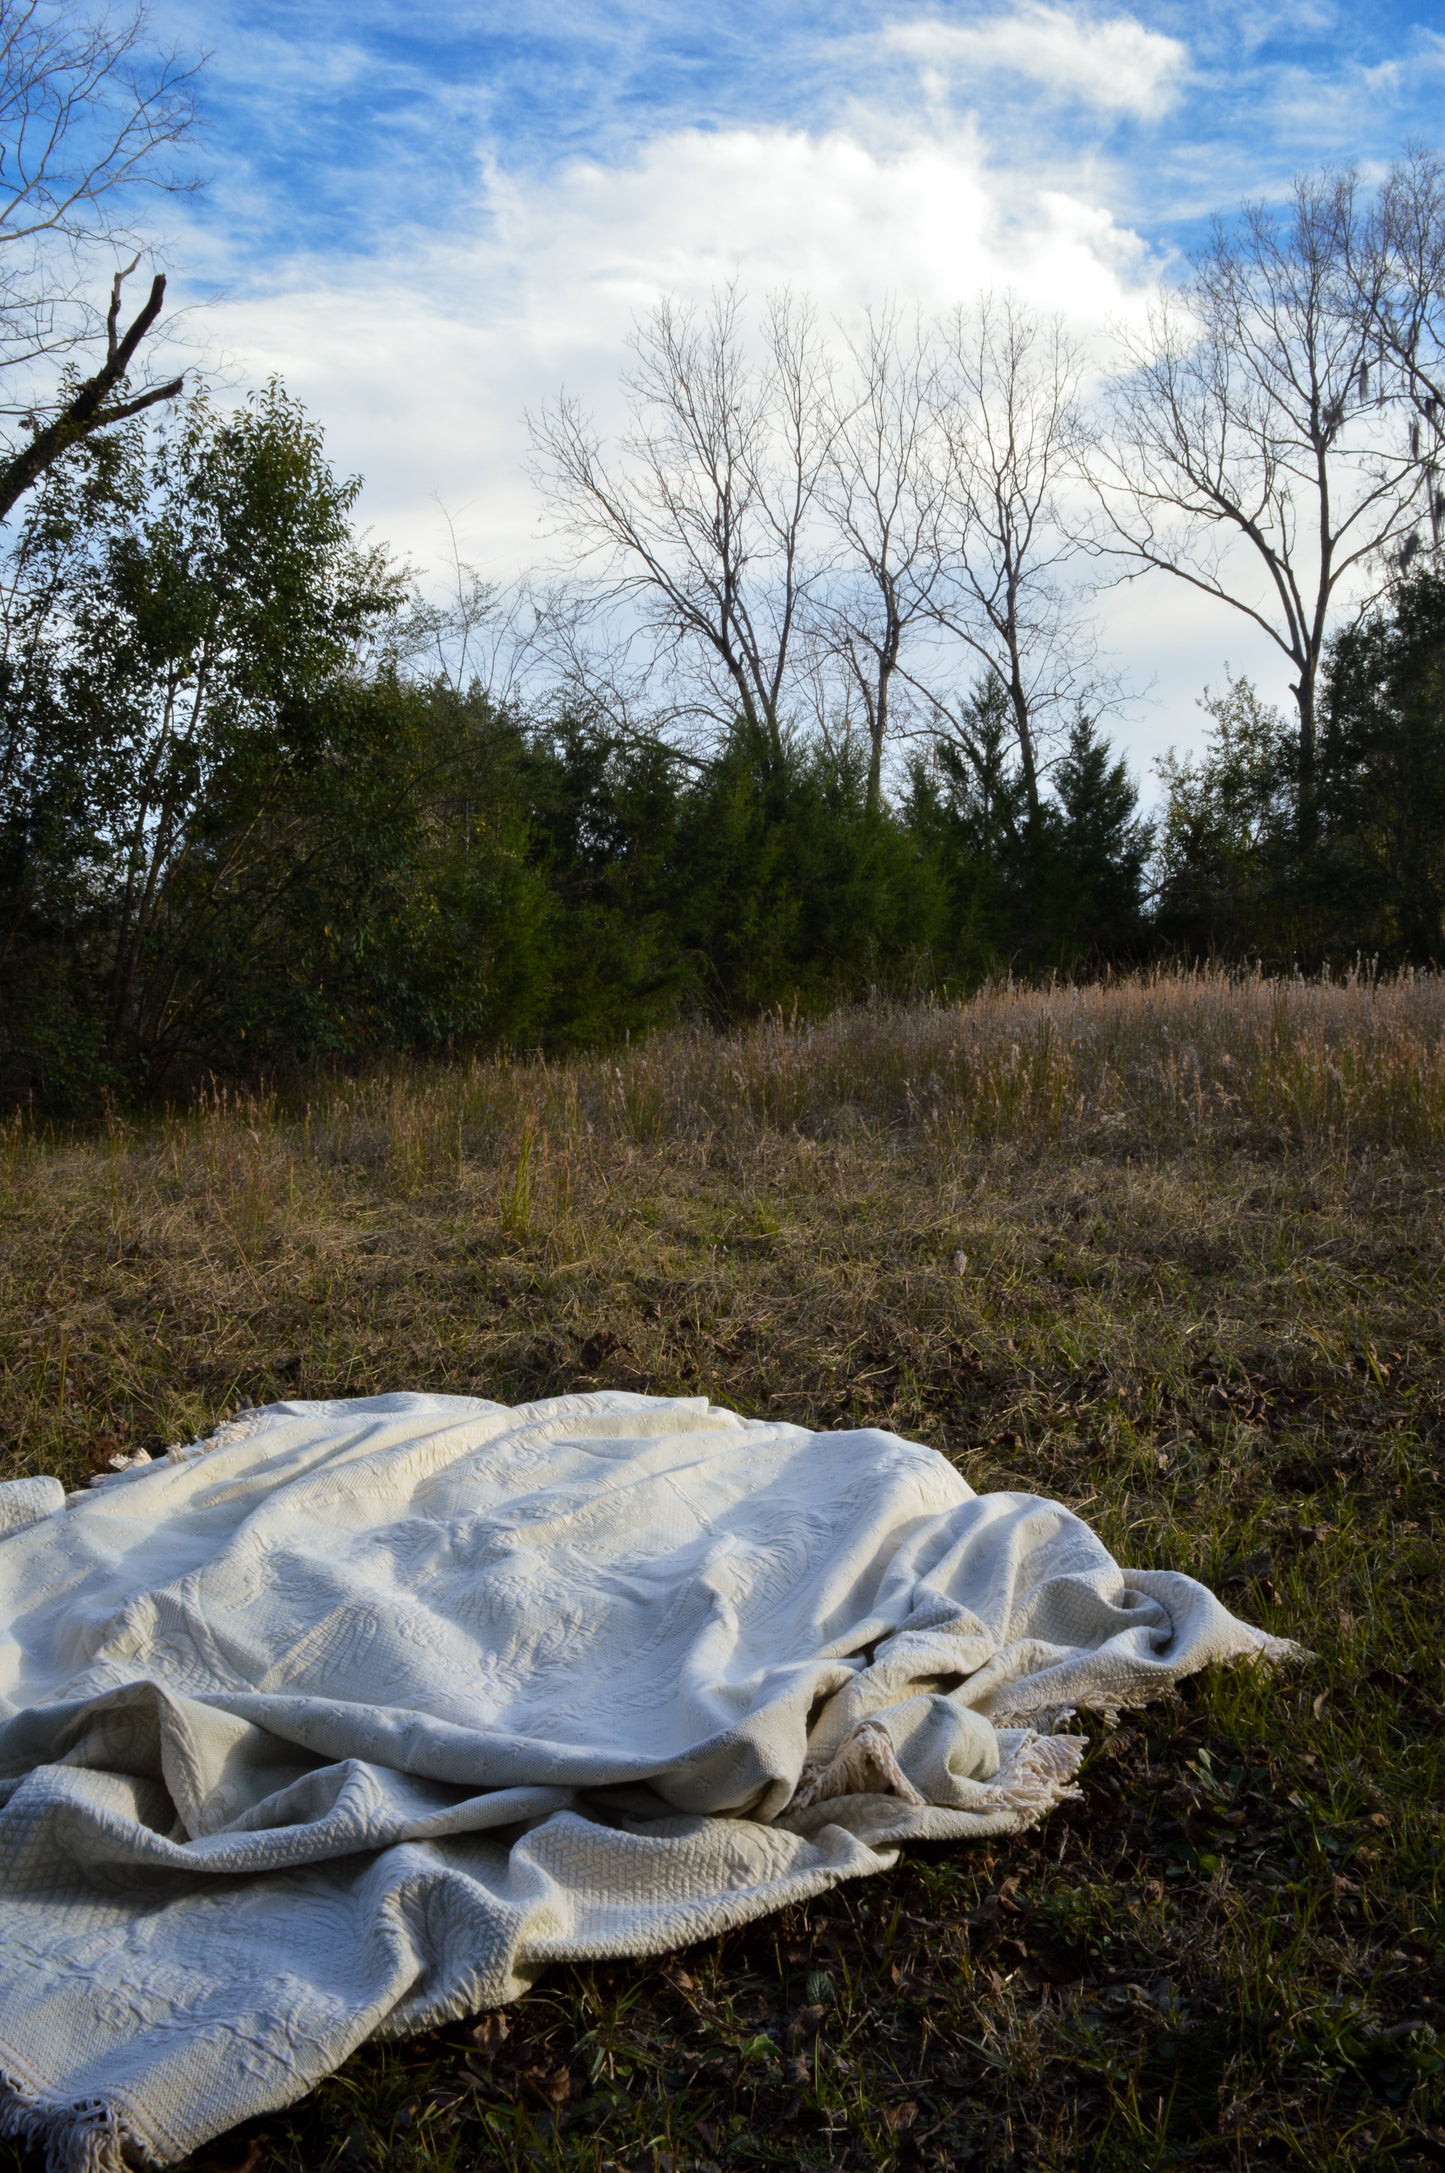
0;1392;1291;2170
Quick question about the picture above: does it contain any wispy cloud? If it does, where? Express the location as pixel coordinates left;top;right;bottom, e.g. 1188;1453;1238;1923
191;115;1158;568
883;6;1188;120
146;0;1445;766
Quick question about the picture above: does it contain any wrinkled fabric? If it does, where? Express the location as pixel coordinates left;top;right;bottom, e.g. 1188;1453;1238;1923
0;1391;1286;2170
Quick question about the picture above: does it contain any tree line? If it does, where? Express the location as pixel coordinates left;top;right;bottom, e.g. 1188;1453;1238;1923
2;374;1440;1106
1;6;1444;1105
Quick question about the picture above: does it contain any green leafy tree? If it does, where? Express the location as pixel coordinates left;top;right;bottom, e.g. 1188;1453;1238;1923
1050;705;1152;960
0;383;401;1094
904;675;1030;982
514;716;693;1046
676;721;944;1020
906;676;1149;977
157;678;559;1071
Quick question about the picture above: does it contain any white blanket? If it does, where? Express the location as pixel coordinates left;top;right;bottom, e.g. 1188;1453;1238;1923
0;1392;1286;2171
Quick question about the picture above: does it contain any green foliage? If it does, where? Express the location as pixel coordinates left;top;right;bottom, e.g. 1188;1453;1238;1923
1050;703;1153;958
1315;567;1445;964
0;422;1161;1105
0;383;401;1099
904;675;1032;980
28;372;1445;1105
906;677;1152;979
1155;578;1445;967
673;721;947;1020
157;679;558;1067
512;717;693;1046
1154;677;1301;960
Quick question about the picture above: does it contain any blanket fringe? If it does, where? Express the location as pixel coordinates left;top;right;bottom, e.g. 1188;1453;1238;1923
971;1729;1087;1825
786;1719;1087;1825
991;1631;1308;1730
0;2061;152;2173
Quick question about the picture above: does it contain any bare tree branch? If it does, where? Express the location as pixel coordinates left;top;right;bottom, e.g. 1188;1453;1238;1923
0;260;180;517
933;293;1096;821
529;285;835;764
0;1;201;517
1089;169;1421;827
815;304;948;812
1356;147;1445;557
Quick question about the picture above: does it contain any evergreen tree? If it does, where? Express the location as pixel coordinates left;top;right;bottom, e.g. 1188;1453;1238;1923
1051;705;1152;960
1153;679;1301;960
1316;568;1445;964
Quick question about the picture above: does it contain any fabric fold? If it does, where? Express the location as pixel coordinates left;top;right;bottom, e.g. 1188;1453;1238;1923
0;1390;1290;2170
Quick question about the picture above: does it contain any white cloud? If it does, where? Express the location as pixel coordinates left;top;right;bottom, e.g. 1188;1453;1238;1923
180;109;1299;777
143;0;1442;776
884;6;1188;121
1102;574;1285;788
191;117;1157;578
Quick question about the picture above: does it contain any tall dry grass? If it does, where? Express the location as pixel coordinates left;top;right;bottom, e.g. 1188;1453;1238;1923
543;965;1445;1154
62;964;1443;1178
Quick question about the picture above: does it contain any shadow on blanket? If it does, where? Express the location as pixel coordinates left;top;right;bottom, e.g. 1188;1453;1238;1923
0;1392;1294;2172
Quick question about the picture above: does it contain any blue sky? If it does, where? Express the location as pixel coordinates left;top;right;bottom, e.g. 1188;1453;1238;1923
149;0;1445;768
165;0;1445;262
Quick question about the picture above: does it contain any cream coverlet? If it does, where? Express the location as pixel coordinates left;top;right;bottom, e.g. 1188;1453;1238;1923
0;1391;1286;2170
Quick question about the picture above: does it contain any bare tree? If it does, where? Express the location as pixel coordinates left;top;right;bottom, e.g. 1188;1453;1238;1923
0;0;200;519
393;503;549;708
816;306;949;813
1093;171;1420;827
1358;147;1445;558
530;286;833;766
932;294;1093;823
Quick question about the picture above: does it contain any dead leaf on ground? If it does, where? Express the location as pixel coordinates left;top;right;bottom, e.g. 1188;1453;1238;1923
468;2011;510;2056
524;2063;573;2105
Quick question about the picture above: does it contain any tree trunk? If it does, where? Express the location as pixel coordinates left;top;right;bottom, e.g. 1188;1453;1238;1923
0;273;182;524
1008;666;1041;824
1295;666;1318;848
867;673;887;816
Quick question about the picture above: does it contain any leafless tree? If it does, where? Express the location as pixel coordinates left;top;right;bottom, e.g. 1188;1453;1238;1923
1356;147;1445;558
1092;171;1420;827
0;0;201;519
392;504;550;708
529;286;833;766
816;306;949;812
932;294;1093;823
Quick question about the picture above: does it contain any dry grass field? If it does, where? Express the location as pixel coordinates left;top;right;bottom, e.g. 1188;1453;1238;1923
2;970;1443;2172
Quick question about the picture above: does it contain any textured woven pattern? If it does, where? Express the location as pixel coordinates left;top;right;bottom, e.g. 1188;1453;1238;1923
0;1392;1287;2169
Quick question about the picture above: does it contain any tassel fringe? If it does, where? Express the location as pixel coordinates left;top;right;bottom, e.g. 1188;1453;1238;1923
785;1718;1087;1824
971;1729;1087;1824
0;2062;153;2173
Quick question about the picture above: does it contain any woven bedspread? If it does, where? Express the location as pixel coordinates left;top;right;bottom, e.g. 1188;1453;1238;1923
0;1392;1287;2170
